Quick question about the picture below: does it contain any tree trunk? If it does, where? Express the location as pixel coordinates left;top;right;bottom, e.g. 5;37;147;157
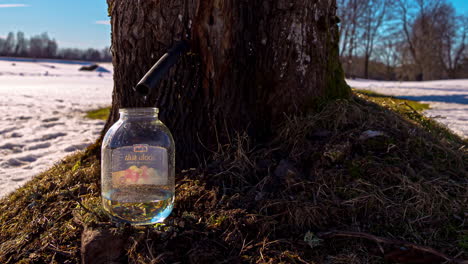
364;54;369;79
105;0;350;167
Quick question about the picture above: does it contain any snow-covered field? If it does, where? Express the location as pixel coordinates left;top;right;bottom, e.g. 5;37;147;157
0;58;113;197
347;79;468;138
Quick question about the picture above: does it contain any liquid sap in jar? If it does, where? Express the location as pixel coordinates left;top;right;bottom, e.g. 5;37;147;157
101;108;175;225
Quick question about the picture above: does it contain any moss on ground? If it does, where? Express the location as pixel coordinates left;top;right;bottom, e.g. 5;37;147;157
85;107;111;120
0;93;466;263
354;89;430;112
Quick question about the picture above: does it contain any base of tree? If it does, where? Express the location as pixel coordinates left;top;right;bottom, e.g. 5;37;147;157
0;94;466;263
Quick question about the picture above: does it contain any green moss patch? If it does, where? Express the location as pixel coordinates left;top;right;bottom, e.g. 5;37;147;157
355;89;430;111
0;95;466;263
85;107;111;120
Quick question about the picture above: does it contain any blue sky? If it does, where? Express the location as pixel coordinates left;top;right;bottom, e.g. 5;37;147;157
450;0;468;13
0;0;467;50
0;0;110;49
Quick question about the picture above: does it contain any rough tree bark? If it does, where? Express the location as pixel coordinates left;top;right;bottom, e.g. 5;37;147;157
104;0;350;167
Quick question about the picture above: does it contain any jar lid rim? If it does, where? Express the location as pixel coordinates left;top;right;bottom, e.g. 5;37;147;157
119;107;159;114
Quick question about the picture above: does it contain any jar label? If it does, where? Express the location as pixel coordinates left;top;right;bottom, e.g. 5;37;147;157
111;144;168;186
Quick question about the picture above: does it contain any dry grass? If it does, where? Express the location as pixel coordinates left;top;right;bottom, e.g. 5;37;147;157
0;143;102;263
0;93;466;263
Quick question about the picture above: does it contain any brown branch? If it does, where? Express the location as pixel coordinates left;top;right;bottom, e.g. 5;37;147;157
317;230;468;264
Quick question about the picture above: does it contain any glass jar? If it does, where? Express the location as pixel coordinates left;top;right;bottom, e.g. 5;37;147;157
101;108;175;225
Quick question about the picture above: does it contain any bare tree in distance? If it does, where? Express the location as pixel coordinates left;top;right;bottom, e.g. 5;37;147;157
338;0;394;79
29;33;56;58
4;32;15;56
338;0;367;77
406;0;467;80
337;0;467;80
397;0;444;80
436;7;467;78
375;39;400;79
360;0;389;79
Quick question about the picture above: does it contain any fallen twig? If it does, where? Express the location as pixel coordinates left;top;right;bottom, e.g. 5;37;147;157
318;230;468;264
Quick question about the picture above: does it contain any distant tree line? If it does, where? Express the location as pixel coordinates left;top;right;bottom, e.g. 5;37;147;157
338;0;468;81
0;31;112;62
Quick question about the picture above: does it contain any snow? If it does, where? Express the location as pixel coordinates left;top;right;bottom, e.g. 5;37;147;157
346;78;468;138
0;58;113;197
